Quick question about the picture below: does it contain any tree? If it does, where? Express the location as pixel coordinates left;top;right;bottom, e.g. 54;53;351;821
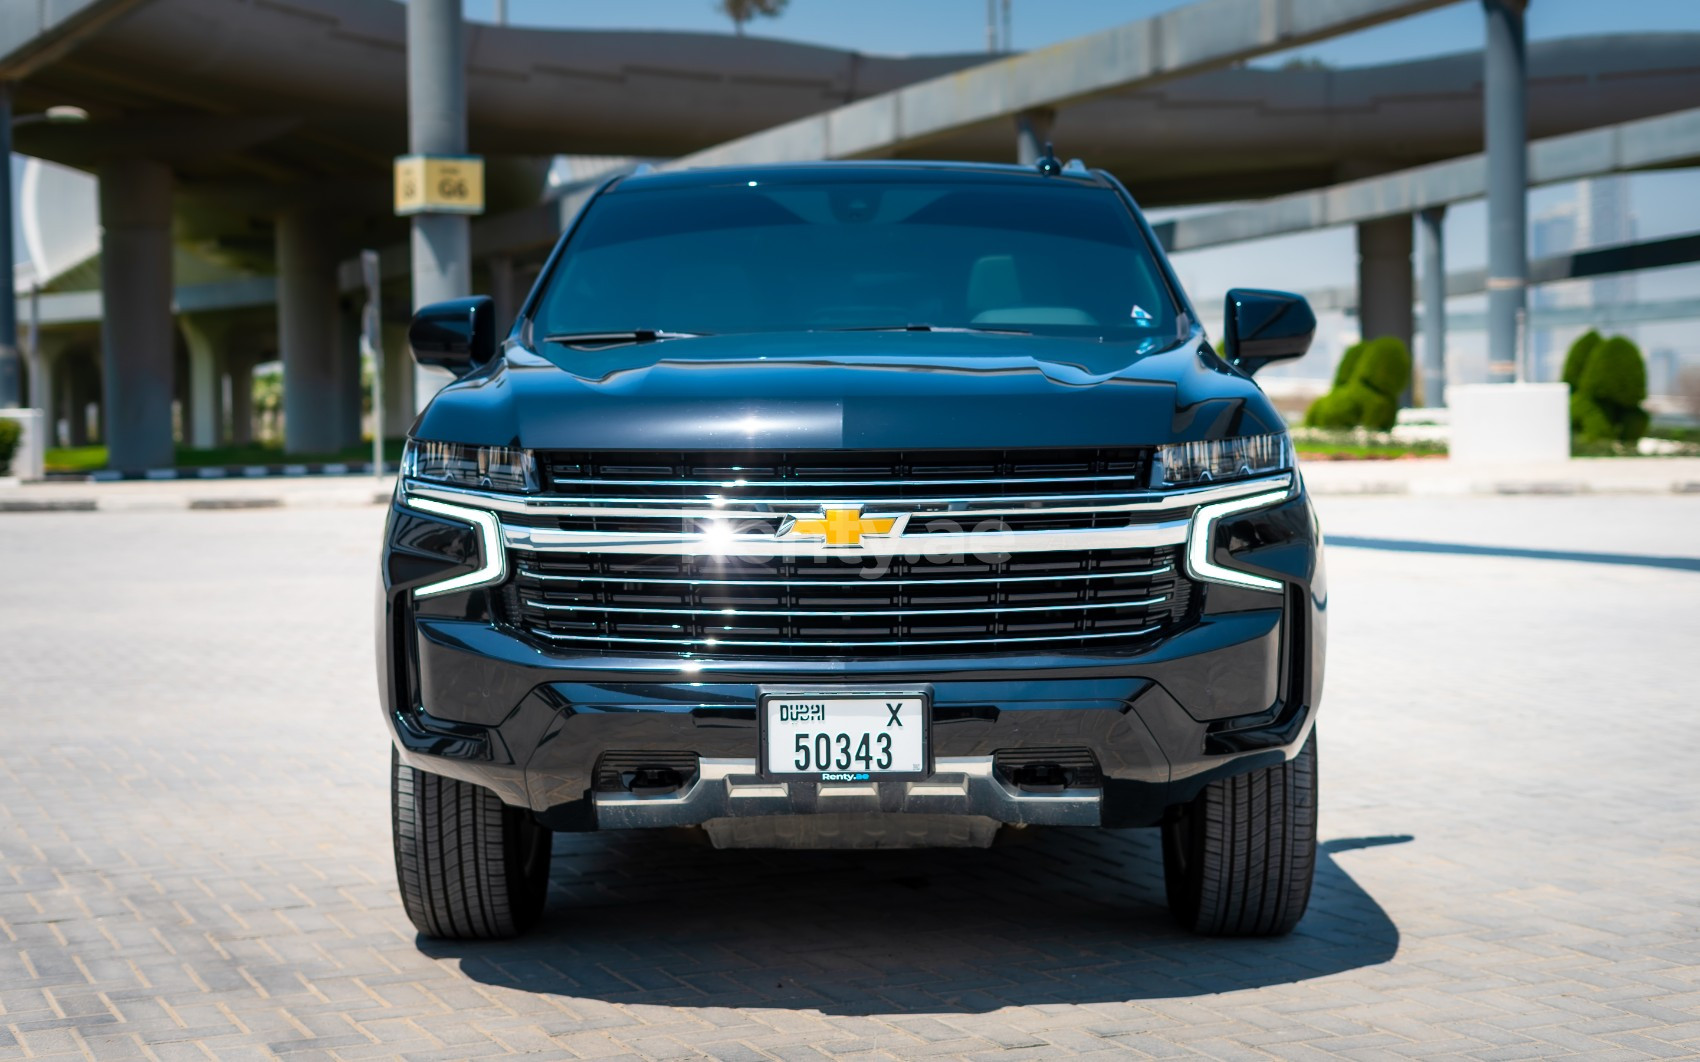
717;0;789;36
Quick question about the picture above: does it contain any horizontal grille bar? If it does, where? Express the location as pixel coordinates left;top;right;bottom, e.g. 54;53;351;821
405;475;1290;524
519;626;1163;649
517;564;1173;587
519;595;1167;618
500;518;1191;556
505;490;1169;508
544;472;1150;489
539;449;1154;505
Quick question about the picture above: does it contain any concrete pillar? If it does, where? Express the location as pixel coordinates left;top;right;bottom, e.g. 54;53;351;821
381;321;415;437
98;158;176;471
334;297;364;448
1356;214;1416;403
27;319;58;416
407;0;470;412
31;332;67;443
1419;206;1448;408
227;352;254;445
1483;0;1527;383
179;315;229;449
0;82;18;409
277;211;342;454
488;255;518;337
59;349;100;447
1015;109;1055;166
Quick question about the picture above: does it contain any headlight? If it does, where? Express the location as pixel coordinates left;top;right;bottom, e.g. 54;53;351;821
1151;432;1292;489
402;440;539;493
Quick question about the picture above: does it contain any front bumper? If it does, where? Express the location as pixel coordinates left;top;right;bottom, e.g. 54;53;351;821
378;478;1324;832
593;755;1101;831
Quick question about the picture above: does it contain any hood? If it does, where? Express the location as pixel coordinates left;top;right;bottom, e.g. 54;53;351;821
411;330;1285;450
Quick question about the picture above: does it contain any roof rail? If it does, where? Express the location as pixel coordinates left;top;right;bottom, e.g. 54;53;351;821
1034;141;1062;177
1063;158;1089;174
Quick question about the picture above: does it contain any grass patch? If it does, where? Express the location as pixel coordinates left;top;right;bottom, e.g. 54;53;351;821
1295;440;1447;460
46;439;406;475
1290;427;1445;461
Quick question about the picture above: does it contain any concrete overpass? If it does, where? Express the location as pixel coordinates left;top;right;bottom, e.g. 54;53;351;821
4;0;1699;467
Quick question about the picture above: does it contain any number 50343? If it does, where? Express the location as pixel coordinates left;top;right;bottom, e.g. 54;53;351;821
794;731;893;771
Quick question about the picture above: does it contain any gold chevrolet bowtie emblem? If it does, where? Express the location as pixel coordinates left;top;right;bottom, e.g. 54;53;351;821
778;506;905;548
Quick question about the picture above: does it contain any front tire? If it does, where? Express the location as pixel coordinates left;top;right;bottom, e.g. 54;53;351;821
391;747;552;939
1161;729;1317;936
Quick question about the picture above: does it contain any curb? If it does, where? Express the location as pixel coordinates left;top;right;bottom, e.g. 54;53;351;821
1;491;391;513
79;461;400;483
1306;480;1700;497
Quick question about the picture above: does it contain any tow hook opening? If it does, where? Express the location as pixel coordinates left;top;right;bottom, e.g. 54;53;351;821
1011;763;1070;793
625;766;684;797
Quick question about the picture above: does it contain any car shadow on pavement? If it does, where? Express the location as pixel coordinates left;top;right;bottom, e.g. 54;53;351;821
425;828;1408;1014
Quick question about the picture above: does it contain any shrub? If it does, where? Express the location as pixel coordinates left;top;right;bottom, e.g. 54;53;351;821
1562;330;1602;391
1304;335;1411;431
1332;343;1365;389
1570;334;1648;443
0;418;19;476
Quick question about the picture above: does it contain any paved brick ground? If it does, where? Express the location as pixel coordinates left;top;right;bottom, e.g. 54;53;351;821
2;496;1698;1060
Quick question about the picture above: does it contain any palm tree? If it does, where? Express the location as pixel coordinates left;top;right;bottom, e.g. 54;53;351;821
717;0;789;36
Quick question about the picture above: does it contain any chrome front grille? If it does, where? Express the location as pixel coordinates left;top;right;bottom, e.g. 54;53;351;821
503;546;1194;658
400;448;1294;659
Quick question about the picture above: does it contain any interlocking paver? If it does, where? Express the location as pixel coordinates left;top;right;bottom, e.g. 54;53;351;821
2;497;1699;1059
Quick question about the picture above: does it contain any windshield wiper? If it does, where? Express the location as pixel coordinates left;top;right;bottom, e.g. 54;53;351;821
818;323;1032;336
541;329;708;347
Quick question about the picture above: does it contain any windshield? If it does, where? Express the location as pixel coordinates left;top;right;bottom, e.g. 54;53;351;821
532;175;1181;343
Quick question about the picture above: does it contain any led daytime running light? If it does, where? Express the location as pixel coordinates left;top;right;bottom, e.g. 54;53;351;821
405;496;507;598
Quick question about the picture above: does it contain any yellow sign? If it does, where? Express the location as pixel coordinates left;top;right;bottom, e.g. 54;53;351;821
780;508;901;548
394;154;485;216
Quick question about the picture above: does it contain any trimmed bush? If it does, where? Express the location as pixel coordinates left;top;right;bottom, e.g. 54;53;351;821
1304;335;1411;431
1562;329;1602;391
1570;333;1648;443
0;418;19;476
1332;343;1365;389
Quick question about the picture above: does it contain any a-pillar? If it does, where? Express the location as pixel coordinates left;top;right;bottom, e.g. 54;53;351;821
1418;206;1448;407
277;211;344;454
1356;214;1415;402
98;158;175;470
179;314;232;449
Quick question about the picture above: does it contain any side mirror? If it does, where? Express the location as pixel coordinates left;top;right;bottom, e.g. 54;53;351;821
409;296;496;376
1222;289;1315;375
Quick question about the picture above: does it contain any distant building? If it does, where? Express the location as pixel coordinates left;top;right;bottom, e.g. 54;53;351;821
1529;177;1637;381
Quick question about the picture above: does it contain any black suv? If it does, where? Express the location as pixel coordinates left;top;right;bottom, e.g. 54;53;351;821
380;161;1325;940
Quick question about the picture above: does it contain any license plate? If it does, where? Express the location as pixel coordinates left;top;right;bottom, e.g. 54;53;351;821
760;688;929;781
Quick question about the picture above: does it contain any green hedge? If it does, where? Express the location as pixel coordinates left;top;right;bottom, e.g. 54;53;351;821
1304;336;1411;431
1565;331;1648;443
0;418;19;476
